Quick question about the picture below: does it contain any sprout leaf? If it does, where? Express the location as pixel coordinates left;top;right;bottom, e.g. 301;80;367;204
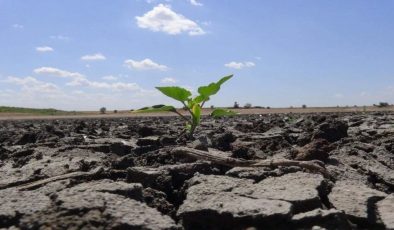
155;87;191;102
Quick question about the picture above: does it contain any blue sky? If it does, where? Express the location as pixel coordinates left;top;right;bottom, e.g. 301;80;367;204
1;0;394;110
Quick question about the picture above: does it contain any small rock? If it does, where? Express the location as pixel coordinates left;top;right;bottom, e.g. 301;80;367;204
237;172;326;213
15;132;37;145
178;192;292;229
296;132;312;146
212;132;236;151
137;136;160;147
328;181;386;226
127;166;171;192
291;208;351;229
294;139;331;162
160;135;177;146
109;142;133;156
230;140;256;159
138;126;155;137
313;120;348;142
187;136;211;151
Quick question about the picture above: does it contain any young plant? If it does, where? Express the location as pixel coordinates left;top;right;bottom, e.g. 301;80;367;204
136;75;237;137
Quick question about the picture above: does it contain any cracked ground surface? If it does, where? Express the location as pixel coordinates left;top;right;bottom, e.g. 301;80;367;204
0;112;393;229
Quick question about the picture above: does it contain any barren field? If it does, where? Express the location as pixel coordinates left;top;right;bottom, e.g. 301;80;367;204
1;106;394;121
0;112;394;229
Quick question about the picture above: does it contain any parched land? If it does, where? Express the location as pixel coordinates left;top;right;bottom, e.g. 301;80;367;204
0;112;393;229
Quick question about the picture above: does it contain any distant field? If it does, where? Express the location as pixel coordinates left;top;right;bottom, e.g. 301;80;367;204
0;106;78;116
1;105;394;121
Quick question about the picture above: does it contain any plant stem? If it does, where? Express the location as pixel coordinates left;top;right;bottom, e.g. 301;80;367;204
181;101;196;138
182;102;193;115
189;123;197;139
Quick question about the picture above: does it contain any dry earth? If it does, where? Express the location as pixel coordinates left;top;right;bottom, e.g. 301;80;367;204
0;112;394;229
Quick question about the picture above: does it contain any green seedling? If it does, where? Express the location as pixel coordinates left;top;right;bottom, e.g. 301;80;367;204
136;75;237;137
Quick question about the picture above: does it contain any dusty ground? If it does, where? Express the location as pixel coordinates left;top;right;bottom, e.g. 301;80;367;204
0;112;393;229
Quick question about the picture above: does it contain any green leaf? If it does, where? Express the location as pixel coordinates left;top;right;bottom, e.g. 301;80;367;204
155;87;191;102
187;99;194;109
210;108;238;118
197;74;233;101
193;95;206;104
217;74;233;86
192;104;201;125
197;83;219;100
135;105;176;113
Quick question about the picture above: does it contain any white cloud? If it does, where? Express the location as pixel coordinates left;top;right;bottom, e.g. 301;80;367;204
124;58;169;71
6;76;38;85
81;53;106;61
87;81;141;91
190;0;203;6
224;61;255;69
135;4;205;36
33;66;144;92
161;77;177;83
2;76;67;109
102;75;118;81
5;76;59;93
50;35;70;41
68;78;140;91
1;75;162;111
36;46;54;53
34;67;85;80
12;24;24;29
